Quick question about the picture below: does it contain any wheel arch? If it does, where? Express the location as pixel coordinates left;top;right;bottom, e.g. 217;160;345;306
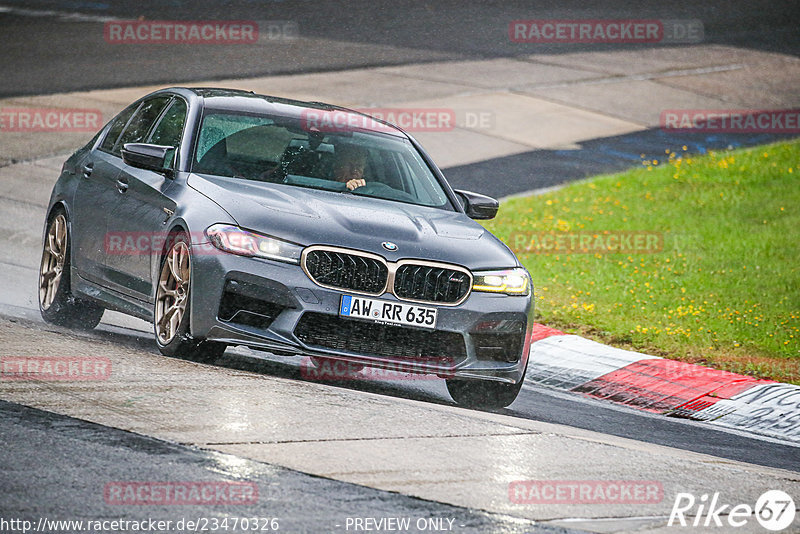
151;220;191;299
42;200;73;273
159;221;191;257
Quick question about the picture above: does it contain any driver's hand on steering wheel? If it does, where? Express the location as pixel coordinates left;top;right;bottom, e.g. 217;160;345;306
345;178;366;190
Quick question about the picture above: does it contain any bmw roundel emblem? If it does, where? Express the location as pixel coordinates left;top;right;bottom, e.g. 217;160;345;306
381;241;398;251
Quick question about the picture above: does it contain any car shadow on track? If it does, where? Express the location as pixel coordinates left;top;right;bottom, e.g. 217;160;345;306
6;312;518;416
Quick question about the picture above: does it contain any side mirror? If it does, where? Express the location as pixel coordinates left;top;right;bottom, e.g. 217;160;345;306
454;189;499;220
122;143;175;175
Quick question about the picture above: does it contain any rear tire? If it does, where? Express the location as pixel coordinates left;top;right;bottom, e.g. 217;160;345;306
446;376;524;410
38;210;104;330
154;233;226;362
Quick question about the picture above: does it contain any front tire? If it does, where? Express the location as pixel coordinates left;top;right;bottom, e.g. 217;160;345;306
154;234;226;362
446;376;525;410
38;210;104;330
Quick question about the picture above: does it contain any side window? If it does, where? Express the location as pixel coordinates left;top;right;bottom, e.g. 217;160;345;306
113;96;171;156
100;102;140;153
148;98;187;148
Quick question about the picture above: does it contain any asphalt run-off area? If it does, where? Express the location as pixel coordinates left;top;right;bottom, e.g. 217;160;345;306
1;2;799;533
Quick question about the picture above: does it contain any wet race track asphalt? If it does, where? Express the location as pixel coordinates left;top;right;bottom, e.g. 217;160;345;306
1;2;799;532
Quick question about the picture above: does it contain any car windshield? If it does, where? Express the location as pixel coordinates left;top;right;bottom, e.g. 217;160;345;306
192;110;452;209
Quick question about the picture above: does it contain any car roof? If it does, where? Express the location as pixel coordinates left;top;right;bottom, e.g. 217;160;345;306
160;87;407;138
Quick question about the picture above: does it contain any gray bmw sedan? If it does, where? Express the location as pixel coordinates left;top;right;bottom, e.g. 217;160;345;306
39;87;534;409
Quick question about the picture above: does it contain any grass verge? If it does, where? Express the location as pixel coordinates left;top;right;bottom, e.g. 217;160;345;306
484;140;800;383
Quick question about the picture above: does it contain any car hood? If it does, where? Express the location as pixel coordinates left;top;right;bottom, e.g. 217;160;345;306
188;174;519;270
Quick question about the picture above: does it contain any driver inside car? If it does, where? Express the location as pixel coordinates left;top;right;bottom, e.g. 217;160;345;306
332;144;368;191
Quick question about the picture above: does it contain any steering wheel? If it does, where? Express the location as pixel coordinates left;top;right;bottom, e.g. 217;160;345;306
351;182;417;203
349;182;385;195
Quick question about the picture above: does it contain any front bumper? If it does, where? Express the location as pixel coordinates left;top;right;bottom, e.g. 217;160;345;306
190;246;534;384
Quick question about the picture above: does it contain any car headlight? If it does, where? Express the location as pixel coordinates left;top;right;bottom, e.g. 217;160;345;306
472;268;531;296
205;224;302;264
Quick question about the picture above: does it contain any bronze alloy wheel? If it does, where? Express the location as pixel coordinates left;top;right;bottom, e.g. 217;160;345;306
155;241;192;345
153;235;226;361
39;213;67;310
38;210;103;329
155;240;191;345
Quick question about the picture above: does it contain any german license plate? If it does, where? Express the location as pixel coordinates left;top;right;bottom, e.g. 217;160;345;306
339;295;437;329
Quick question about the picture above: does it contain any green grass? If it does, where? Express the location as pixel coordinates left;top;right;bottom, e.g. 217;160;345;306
483;140;800;383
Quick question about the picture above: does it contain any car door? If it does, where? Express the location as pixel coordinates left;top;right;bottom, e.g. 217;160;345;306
104;96;186;301
71;101;140;284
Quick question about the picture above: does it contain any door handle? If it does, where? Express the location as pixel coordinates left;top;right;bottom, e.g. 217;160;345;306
116;177;129;193
82;162;93;178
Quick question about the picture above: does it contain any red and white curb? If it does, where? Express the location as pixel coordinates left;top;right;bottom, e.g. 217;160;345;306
527;324;800;443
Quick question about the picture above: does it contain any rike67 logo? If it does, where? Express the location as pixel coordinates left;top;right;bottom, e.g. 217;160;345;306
669;490;796;531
